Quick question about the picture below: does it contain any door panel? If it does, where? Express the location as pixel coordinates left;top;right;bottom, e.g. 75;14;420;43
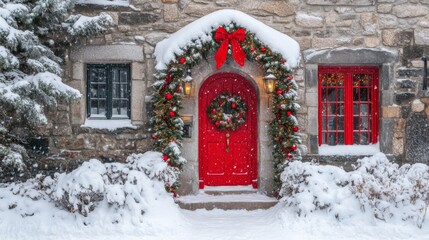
199;73;258;188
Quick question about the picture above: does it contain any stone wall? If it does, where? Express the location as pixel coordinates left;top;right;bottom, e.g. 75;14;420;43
38;0;429;180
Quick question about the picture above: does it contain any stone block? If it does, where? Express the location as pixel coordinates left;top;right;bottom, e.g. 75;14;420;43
415;29;429;45
161;0;178;3
72;62;84;80
307;107;318;135
377;4;392;13
295;13;324;28
411;99;425;112
71;45;144;62
305;92;318;107
401;105;411;118
395;92;416;105
250;1;295;17
309;134;318;154
392;4;428;18
306;0;373;5
304;48;398;65
184;4;217;17
132;62;145;80
119;12;160;25
378;15;397;29
392;137;404;156
397;79;416;89
380;118;394;153
405;113;429;162
398;68;421;77
131;80;145;122
382;106;401;118
304;64;318;90
52;125;72;136
364;37;379;47
164;4;180;22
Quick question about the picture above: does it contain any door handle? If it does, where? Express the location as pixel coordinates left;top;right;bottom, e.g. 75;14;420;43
226;133;230;152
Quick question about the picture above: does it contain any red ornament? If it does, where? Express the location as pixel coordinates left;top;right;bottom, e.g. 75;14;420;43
179;57;186;64
231;102;237;109
281;60;286;65
169;111;175;117
215;121;220;127
162;155;169;161
165;93;173;100
287;75;293;80
287;111;292;117
212;109;217;114
227;118;232;123
167;160;171;166
260;47;266;52
293;126;299;132
214;27;246;69
152;134;157;139
276;90;283;95
173;192;177;198
291;145;297;151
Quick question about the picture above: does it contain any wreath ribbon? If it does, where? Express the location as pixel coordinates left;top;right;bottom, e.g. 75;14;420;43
214;27;246;69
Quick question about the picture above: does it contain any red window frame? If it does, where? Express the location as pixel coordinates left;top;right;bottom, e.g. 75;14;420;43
318;66;379;146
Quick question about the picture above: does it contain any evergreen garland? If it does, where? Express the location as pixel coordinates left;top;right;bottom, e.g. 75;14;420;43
152;23;301;194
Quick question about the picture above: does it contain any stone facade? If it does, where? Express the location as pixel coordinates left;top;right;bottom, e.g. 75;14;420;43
37;0;429;194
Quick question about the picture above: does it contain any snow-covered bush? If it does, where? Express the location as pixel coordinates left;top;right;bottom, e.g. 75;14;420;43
52;152;179;218
0;0;113;180
280;161;360;220
280;153;429;227
54;160;106;216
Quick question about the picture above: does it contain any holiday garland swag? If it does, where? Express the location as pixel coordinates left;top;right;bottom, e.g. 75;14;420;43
152;23;301;194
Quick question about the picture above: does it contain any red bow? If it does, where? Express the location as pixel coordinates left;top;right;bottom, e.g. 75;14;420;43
214;27;246;69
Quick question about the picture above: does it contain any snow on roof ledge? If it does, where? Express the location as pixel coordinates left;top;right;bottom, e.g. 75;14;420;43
154;9;301;71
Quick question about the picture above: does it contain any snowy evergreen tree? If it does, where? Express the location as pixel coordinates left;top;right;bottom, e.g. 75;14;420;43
0;0;113;180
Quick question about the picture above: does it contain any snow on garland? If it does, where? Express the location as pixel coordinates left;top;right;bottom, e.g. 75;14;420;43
206;92;247;131
152;10;301;194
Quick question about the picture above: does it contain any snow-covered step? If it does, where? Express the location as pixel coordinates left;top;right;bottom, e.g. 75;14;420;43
203;185;257;196
175;192;278;211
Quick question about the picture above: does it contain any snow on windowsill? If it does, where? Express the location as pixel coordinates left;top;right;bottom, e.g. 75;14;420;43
318;143;380;156
82;119;137;131
76;0;129;6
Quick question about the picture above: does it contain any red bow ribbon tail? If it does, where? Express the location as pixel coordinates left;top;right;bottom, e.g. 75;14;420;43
231;28;246;67
214;27;246;69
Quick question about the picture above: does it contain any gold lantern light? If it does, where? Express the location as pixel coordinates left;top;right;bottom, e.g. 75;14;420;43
263;69;277;94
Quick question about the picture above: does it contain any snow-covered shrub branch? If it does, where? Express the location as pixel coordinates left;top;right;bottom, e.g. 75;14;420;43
0;0;112;181
280;153;429;227
52;152;179;217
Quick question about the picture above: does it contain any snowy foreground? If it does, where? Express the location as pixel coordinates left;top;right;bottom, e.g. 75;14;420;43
0;152;428;240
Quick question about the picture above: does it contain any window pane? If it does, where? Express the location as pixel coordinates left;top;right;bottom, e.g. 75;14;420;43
91;100;106;115
112;100;128;117
321;73;345;86
353;73;372;87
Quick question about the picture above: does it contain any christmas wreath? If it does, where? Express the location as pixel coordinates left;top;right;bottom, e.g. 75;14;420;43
207;92;247;131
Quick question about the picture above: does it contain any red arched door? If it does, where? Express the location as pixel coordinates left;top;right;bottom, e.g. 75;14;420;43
199;72;258;188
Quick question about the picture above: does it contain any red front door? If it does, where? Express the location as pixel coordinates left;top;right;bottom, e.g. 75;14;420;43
199;73;258;188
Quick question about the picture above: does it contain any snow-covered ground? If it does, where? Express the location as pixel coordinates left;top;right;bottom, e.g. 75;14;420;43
0;152;428;240
1;204;428;240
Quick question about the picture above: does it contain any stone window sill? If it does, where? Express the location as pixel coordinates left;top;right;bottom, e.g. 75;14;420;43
318;143;380;156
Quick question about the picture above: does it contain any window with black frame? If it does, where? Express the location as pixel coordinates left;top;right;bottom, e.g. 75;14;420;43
86;64;131;119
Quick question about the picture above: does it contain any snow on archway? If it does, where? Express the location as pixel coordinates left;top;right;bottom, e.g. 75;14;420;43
154;9;300;70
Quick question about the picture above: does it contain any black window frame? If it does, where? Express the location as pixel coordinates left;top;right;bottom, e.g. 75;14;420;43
86;63;131;120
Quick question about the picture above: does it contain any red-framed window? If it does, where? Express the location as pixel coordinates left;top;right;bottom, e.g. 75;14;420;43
318;66;379;146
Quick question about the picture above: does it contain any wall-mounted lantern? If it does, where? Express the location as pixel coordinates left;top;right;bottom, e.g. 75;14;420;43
422;56;428;90
183;68;194;96
263;69;277;94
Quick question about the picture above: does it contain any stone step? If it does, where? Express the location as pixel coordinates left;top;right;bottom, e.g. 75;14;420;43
175;192;278;211
203;185;257;196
